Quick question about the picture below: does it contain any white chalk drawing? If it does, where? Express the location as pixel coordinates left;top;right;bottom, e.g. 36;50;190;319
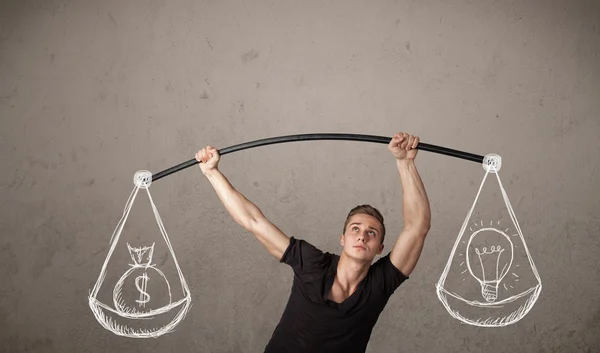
436;154;542;327
89;170;191;338
466;229;514;303
113;242;173;314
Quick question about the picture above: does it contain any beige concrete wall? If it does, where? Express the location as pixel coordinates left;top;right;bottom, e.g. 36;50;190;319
1;0;599;351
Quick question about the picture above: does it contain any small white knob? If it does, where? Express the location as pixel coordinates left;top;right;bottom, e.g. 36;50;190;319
482;154;502;173
133;170;152;189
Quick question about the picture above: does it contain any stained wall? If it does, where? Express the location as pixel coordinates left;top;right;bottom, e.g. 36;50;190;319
1;0;599;352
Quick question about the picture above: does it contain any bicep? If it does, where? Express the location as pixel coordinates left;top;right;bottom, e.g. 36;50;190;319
389;227;429;276
247;216;291;260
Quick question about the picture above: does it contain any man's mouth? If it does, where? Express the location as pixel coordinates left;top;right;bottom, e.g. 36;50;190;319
353;245;366;250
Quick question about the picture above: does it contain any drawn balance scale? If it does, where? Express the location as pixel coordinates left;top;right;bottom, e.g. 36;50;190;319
88;171;192;338
89;133;541;337
436;153;542;327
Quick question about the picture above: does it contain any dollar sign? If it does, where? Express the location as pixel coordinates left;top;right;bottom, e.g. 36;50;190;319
135;273;151;307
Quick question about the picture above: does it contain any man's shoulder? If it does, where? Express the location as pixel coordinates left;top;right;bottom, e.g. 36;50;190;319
367;252;409;289
281;237;338;275
285;237;338;257
370;252;392;267
369;252;408;277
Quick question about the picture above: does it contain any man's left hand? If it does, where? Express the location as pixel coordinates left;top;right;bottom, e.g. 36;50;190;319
388;132;419;161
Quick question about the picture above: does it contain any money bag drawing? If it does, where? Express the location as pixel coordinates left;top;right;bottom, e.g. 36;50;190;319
436;155;542;327
113;242;172;315
89;171;192;338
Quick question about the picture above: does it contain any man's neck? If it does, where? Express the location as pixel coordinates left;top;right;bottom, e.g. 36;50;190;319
336;252;371;291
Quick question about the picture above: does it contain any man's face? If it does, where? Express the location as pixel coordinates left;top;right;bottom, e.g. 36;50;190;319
340;214;384;263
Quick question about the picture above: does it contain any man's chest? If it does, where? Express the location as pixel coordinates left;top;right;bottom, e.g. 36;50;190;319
326;277;360;304
288;277;385;332
294;270;385;312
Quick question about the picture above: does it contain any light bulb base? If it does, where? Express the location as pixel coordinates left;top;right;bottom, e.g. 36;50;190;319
481;282;499;302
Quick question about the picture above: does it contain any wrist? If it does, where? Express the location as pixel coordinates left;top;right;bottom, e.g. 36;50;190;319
396;159;416;174
396;158;415;167
203;168;220;177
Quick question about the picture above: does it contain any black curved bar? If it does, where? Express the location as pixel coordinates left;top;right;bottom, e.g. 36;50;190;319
151;133;484;182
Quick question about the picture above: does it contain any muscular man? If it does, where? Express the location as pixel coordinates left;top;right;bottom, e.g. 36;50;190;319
196;132;431;353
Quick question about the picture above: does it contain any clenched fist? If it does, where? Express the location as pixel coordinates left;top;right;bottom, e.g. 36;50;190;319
388;132;419;161
195;145;220;174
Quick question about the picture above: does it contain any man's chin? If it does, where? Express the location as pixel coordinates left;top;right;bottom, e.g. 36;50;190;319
345;250;374;262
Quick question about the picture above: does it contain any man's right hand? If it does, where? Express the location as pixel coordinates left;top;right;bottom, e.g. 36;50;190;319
196;145;220;175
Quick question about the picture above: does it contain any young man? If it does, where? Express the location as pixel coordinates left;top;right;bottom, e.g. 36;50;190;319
196;132;431;353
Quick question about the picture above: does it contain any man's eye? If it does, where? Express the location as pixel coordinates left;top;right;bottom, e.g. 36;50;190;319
353;227;375;236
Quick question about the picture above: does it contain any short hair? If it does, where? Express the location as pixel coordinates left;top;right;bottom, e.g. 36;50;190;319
342;204;386;244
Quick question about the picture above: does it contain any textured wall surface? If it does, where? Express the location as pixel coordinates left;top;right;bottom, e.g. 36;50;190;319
1;0;599;352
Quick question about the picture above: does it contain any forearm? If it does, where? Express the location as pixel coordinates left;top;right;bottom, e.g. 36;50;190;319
203;169;263;229
397;159;431;231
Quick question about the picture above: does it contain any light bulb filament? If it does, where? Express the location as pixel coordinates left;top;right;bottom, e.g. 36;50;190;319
475;245;505;256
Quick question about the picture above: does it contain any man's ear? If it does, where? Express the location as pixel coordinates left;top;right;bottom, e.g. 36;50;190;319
340;234;345;246
377;243;384;254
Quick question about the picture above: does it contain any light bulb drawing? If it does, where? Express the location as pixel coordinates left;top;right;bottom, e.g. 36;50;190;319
466;228;514;303
436;154;542;327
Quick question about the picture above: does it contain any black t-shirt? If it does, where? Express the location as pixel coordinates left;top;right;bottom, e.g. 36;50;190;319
264;236;408;353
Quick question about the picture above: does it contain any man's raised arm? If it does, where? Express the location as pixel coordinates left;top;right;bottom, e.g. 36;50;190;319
198;146;290;260
387;133;432;276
